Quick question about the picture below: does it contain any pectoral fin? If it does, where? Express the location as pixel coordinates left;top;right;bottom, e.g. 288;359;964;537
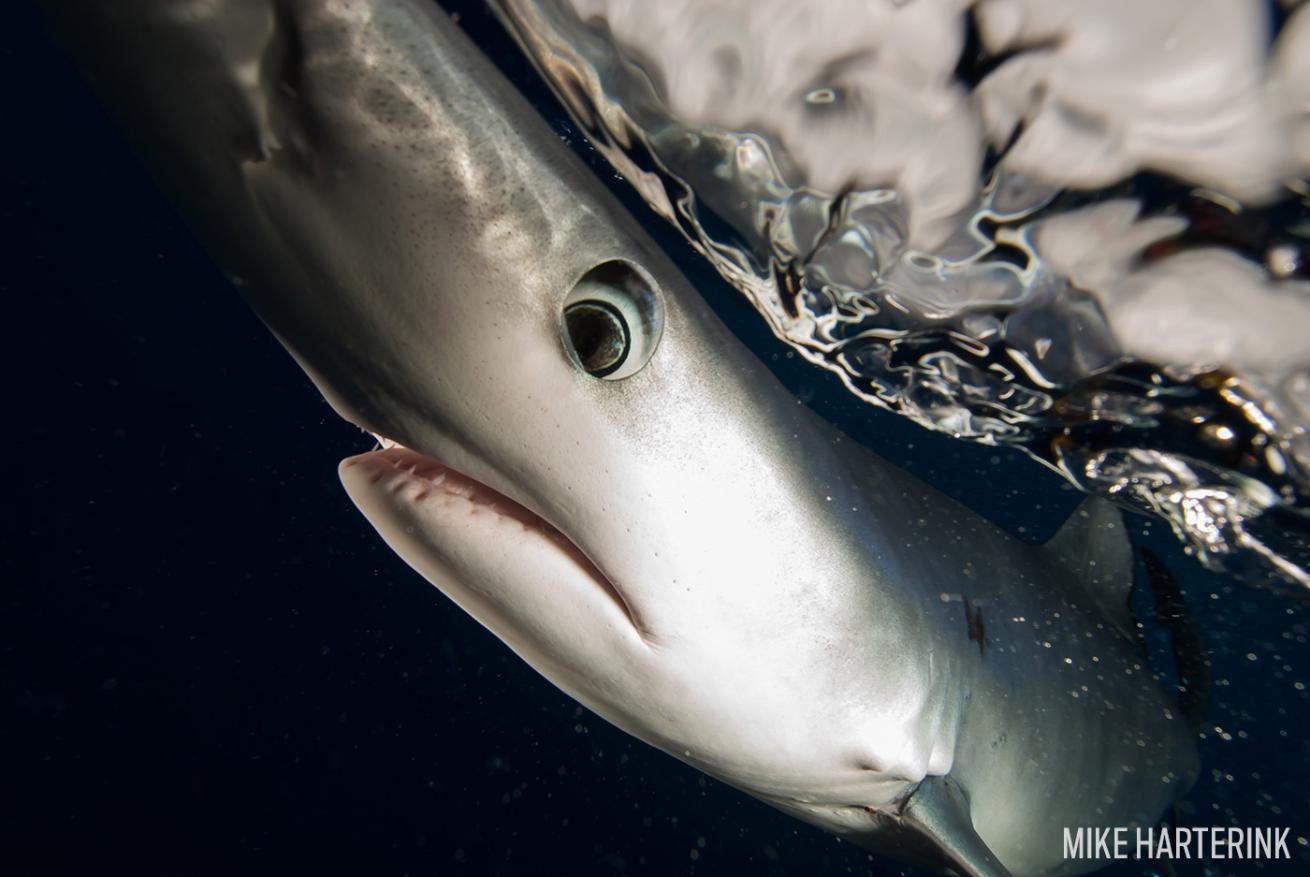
900;776;1013;877
1044;495;1136;640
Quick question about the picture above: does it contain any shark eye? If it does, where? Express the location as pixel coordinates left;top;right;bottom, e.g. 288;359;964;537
562;260;663;380
564;300;629;377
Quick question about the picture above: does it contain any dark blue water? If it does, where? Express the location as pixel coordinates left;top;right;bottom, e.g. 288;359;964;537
4;2;1307;875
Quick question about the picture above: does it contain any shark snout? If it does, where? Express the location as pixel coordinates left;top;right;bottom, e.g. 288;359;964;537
342;446;556;532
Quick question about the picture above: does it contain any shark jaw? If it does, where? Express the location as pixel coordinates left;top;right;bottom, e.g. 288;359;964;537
336;433;933;818
339;440;649;656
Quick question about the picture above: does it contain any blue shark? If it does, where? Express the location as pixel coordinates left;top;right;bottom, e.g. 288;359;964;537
42;2;1199;874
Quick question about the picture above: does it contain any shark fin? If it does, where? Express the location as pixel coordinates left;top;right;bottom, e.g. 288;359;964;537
1142;548;1211;734
899;776;1014;877
1044;495;1136;638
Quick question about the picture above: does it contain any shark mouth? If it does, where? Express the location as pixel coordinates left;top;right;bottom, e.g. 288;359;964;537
339;437;644;640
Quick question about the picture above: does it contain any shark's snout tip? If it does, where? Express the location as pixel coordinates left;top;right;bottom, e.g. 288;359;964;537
337;450;377;486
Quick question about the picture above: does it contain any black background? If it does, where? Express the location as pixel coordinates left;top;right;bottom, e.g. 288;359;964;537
4;2;1308;875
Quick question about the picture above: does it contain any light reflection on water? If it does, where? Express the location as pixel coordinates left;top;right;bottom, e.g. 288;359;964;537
493;0;1310;592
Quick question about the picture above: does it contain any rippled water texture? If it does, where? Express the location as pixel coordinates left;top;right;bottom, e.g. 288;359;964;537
492;0;1310;591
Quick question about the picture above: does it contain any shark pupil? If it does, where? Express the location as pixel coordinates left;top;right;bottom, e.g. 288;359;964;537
564;300;630;377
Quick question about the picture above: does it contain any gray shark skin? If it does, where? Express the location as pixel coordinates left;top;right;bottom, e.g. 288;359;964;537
41;2;1199;875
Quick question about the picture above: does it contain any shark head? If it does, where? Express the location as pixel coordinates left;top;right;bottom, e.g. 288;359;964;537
329;244;892;784
164;0;946;816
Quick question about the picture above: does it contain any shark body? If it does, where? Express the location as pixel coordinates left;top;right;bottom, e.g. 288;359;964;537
43;2;1198;874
